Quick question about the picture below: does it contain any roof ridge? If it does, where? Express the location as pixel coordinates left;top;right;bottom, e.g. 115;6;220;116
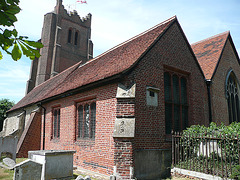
79;16;177;68
191;31;230;46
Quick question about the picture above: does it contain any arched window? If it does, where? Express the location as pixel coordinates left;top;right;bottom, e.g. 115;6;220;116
74;31;78;45
226;71;240;123
68;29;72;43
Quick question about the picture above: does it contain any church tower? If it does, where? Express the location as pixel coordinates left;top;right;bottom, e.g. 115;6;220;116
26;0;93;94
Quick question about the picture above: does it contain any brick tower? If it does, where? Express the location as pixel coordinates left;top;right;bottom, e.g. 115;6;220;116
26;0;93;94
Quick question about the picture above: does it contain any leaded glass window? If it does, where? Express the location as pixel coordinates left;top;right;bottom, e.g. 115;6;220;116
77;105;83;138
226;71;240;123
53;108;60;138
84;104;90;138
164;72;188;134
77;101;96;139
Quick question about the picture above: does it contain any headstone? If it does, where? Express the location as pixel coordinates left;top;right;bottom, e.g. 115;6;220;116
84;175;91;180
75;175;84;180
110;175;116;180
14;159;42;180
198;140;221;157
0;136;18;161
3;157;16;169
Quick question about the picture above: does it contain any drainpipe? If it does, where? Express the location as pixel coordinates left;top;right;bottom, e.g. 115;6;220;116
38;103;46;150
206;79;212;124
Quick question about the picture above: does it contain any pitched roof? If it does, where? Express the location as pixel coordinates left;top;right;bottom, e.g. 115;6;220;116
10;16;177;112
191;31;229;80
10;61;81;111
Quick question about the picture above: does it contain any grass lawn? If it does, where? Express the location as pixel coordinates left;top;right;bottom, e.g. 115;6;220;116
0;168;14;180
0;158;27;180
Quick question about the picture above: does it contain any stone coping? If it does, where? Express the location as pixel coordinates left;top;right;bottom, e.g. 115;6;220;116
171;167;232;180
75;167;109;180
15;159;42;167
28;150;76;156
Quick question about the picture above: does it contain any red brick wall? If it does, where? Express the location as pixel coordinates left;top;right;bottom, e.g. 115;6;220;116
17;112;42;158
41;83;118;176
116;98;135;117
40;21;210;179
124;21;209;150
114;138;134;179
211;39;240;125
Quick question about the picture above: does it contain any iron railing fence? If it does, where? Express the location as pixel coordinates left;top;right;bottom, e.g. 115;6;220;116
172;132;240;179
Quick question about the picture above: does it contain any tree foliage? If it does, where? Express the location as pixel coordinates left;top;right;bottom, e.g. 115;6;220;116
0;0;43;61
0;98;14;131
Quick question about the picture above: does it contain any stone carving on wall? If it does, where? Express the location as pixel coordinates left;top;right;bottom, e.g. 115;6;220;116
116;83;136;98
113;118;135;138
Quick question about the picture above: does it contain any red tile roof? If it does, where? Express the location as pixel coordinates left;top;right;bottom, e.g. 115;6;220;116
10;62;81;111
191;31;229;80
10;16;177;112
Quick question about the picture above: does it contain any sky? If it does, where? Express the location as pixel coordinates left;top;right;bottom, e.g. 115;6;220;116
0;0;240;103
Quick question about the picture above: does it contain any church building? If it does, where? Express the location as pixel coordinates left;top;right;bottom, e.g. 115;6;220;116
1;0;239;179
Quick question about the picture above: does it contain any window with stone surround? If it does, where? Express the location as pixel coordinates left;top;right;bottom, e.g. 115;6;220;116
77;101;96;139
164;71;188;134
226;70;240;123
52;107;61;138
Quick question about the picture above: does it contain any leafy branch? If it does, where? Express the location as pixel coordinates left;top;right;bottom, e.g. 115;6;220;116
0;0;43;61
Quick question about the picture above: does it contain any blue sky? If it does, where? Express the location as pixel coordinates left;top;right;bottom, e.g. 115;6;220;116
0;0;240;103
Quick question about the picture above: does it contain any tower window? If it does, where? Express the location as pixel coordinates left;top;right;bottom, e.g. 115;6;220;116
74;31;78;45
68;29;72;43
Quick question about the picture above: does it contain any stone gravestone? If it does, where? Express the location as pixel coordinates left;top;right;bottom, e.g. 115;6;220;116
14;159;42;180
84;175;91;180
3;157;16;169
0;136;18;161
75;175;84;180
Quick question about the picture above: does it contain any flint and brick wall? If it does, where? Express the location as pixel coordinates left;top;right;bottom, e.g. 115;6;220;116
17;112;42;158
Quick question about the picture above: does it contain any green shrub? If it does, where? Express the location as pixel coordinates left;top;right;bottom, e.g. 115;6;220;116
175;122;240;177
230;165;240;179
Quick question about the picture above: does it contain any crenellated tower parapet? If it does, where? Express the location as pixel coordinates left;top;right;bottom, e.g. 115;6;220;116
26;0;93;93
